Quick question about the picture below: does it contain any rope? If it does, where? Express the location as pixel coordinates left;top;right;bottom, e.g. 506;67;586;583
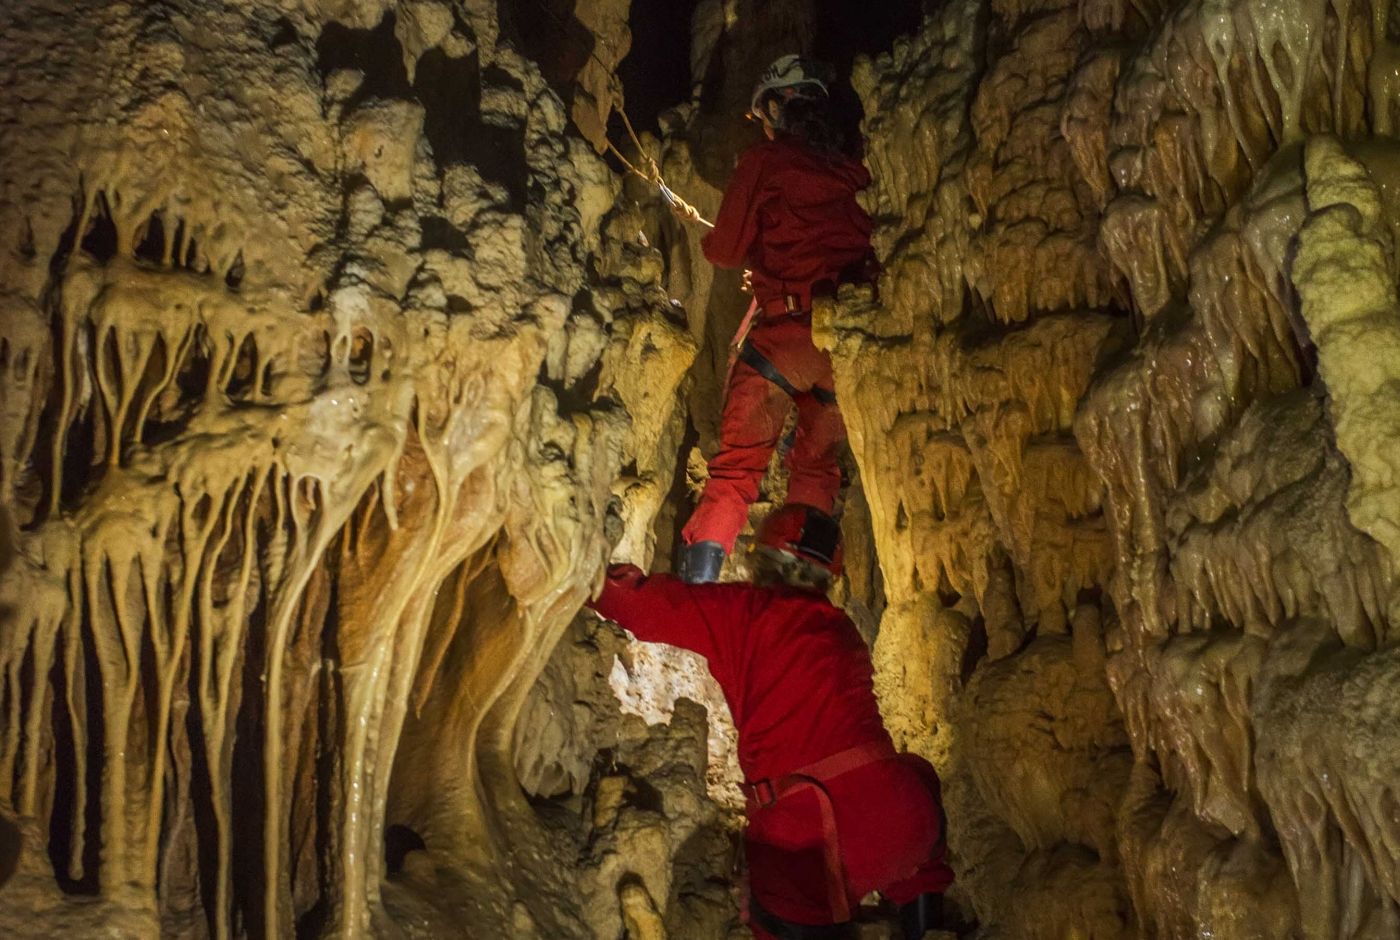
521;0;713;227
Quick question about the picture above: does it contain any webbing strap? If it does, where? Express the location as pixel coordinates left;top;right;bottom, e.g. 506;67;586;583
742;740;897;923
738;343;837;406
727;298;763;380
761;291;810;315
785;739;897;787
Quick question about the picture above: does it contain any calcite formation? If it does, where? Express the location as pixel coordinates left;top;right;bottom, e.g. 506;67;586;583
0;0;699;937
820;0;1400;936
6;0;1400;937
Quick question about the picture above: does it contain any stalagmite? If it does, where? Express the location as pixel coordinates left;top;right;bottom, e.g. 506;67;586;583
1292;137;1400;622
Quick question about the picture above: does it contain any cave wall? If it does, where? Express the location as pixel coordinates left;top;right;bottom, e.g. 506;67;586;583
0;0;697;936
822;0;1400;936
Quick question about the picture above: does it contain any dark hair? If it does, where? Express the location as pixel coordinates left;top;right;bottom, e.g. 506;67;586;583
776;95;848;159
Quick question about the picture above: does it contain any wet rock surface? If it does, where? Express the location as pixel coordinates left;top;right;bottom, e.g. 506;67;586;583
824;0;1400;936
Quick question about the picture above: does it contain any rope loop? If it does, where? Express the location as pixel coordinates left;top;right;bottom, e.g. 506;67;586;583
521;0;711;223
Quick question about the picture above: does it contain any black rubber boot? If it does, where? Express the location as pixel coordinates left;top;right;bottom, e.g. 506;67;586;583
899;893;944;939
681;540;725;584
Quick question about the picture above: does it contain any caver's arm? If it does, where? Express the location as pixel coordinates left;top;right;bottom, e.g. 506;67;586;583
702;146;770;270
590;565;729;660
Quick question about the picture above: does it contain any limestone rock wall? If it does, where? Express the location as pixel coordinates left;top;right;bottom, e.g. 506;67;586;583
508;613;743;939
828;0;1400;936
0;1;698;937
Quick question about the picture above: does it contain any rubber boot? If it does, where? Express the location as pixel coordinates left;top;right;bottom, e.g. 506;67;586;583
899;893;943;939
681;540;725;584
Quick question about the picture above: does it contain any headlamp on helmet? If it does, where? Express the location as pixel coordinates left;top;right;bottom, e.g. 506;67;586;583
749;54;830;123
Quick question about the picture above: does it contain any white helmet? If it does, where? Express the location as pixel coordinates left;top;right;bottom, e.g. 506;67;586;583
750;54;829;118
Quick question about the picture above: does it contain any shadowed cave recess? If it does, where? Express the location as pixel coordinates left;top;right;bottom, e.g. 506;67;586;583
2;0;1400;937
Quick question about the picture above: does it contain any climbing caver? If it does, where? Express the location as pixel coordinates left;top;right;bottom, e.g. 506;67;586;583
672;55;875;584
591;505;952;938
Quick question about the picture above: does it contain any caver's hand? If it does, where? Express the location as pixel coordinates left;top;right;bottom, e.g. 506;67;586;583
741;269;753;294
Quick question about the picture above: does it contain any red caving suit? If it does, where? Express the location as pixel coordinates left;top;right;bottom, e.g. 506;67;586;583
591;566;953;935
682;136;874;553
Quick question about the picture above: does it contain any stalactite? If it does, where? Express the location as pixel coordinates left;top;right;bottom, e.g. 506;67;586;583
827;0;1400;934
1292;136;1400;624
0;3;699;937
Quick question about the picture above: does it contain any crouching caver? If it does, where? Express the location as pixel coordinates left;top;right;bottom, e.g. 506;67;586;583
674;55;875;584
590;505;952;939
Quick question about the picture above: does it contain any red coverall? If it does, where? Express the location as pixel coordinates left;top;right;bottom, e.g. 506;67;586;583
592;566;953;935
682;136;874;553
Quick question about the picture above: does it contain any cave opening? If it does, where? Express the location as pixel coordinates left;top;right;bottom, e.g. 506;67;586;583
616;0;701;135
315;15;415;106
808;0;925;71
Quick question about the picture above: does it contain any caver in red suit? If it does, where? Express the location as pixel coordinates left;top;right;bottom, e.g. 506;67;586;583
591;505;952;938
679;57;874;577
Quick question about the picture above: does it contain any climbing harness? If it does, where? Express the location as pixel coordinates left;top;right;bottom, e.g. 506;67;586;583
741;739;898;924
724;288;837;407
723;297;761;390
724;291;819;394
738;343;836;406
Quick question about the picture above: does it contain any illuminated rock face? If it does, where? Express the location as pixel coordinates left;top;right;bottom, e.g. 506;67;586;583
0;1;698;936
824;0;1400;937
5;0;1400;937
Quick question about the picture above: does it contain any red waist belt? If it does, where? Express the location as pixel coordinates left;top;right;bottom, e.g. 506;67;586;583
741;740;896;923
758;293;811;316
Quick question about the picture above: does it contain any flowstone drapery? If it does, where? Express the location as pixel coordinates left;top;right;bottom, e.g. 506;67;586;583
820;0;1400;936
0;1;698;936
